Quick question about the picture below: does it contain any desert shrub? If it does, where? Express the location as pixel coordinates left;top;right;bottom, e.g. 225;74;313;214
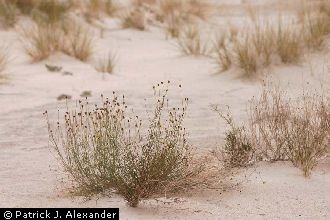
251;89;330;176
217;87;330;176
248;89;292;161
94;51;116;74
0;0;18;28
214;107;255;168
177;25;209;56
46;82;198;207
157;0;211;22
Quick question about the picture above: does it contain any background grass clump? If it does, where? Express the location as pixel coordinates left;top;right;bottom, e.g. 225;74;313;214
0;45;7;78
46;82;200;207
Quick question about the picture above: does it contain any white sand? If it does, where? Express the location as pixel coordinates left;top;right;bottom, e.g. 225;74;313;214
0;0;329;219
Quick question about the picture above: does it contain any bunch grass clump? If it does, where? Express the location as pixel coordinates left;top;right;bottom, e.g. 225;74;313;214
62;21;93;62
84;0;119;22
0;0;18;28
19;23;64;61
31;0;71;25
0;45;7;76
213;20;303;76
46;82;200;207
214;107;255;168
214;33;232;72
121;9;146;31
177;25;209;56
275;22;302;64
158;0;212;38
232;35;258;76
19;19;93;62
94;51;116;74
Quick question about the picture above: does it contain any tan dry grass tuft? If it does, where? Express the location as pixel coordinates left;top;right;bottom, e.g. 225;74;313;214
121;8;146;30
213;19;303;76
19;19;93;62
249;88;330;177
94;51;116;74
62;20;93;62
18;23;64;62
0;45;7;76
232;34;258;76
31;0;71;25
177;25;209;56
84;0;119;22
157;0;212;38
214;33;232;72
0;0;18;28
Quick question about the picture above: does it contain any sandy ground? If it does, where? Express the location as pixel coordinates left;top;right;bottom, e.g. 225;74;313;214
0;0;329;219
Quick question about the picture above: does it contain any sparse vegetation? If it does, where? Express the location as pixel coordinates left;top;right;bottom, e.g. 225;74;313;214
84;0;113;22
94;51;116;74
301;0;330;50
214;33;232;72
177;25;209;56
276;22;302;63
0;45;7;77
46;82;202;207
30;0;71;25
62;21;93;62
121;9;146;30
19;19;93;62
19;23;64;61
213;20;303;76
216;87;330;177
214;107;255;168
0;0;18;28
232;35;258;76
249;89;330;177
